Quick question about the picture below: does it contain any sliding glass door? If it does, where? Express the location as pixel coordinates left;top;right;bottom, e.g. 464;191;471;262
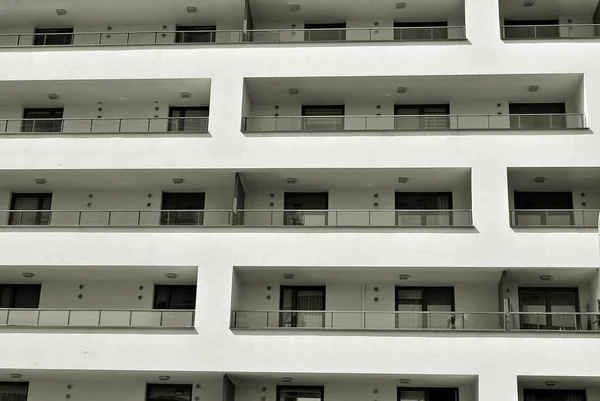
396;287;455;329
280;286;326;328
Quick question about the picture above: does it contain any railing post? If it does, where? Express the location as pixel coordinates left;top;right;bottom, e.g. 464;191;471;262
78;211;82;226
137;211;142;226
129;310;133;327
126;32;130;44
98;310;102;326
363;311;366;329
335;210;338;226
67;310;72;326
107;210;112;226
160;311;164;327
270;210;274;226
118;118;122;132
330;311;334;328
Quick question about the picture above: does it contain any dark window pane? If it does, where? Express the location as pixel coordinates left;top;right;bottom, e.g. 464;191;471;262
518;288;579;330
0;285;41;308
394;21;448;40
399;388;458;401
304;23;346;41
9;193;52;225
279;286;326;327
34;28;74;45
175;26;216;43
146;384;193;401
0;383;29;401
161;192;205;225
278;386;324;401
22;108;64;133
524;389;586;401
168;107;209;132
154;285;196;310
504;20;560;39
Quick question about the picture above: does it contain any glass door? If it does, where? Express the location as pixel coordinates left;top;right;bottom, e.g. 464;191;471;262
396;287;455;329
280;286;326;328
518;288;579;330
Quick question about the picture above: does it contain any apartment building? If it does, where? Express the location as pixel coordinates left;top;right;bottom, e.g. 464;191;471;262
1;0;600;400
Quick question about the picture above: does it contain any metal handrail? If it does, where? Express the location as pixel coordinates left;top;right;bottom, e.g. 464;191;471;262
508;311;599;331
510;209;600;227
242;113;586;132
1;116;209;134
0;308;195;328
3;209;234;227
501;23;600;39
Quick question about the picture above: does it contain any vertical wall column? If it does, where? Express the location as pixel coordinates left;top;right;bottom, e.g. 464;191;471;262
471;164;510;233
208;76;246;141
195;262;237;335
465;0;503;44
479;373;519;401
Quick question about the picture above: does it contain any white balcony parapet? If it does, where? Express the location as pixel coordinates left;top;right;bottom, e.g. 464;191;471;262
242;114;587;133
0;117;209;134
510;209;600;228
238;209;473;227
501;24;600;40
0;308;194;328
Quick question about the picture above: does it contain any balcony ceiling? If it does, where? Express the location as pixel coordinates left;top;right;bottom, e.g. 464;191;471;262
0;0;243;27
245;74;582;104
507;268;596;286
234;266;503;285
508;167;600;190
0;79;211;107
0;265;198;283
240;168;471;190
519;376;600;389
501;0;599;19
250;0;464;22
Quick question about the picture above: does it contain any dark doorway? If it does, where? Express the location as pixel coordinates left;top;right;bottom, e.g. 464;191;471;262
396;287;455;329
280;285;326;327
283;192;328;226
161;192;206;225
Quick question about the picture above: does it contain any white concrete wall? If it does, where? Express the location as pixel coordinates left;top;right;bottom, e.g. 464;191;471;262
242;187;471;226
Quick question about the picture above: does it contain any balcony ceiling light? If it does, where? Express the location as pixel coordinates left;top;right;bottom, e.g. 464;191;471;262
180;92;192;99
48;93;60;100
396;2;407;9
286;178;298;184
289;4;301;11
397;87;408;94
288;88;299;95
540;274;553;281
528;85;540;93
56;8;67;15
523;0;535;7
398;379;411;385
398;274;411;280
545;381;557;386
173;178;184;184
534;176;546;184
165;273;178;279
34;178;47;185
283;273;295;280
397;177;409;184
158;375;170;381
186;6;198;13
22;272;35;279
281;377;293;383
9;373;22;379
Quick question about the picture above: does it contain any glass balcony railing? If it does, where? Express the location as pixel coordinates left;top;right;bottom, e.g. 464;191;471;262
501;24;600;40
238;209;474;227
242;114;587;132
0;308;194;328
0;26;466;47
1;117;209;134
510;209;600;227
232;310;600;332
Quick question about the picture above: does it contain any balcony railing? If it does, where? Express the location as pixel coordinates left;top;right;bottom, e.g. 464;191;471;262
2;210;233;227
238;209;473;227
0;27;466;47
242;114;586;133
510;209;600;228
501;24;600;40
0;308;194;328
247;26;466;42
1;117;209;134
232;310;600;332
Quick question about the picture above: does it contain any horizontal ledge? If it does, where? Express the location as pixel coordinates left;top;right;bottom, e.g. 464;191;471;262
0;132;212;138
242;129;591;137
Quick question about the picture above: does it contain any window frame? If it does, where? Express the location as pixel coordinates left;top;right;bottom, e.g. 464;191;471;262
304;22;346;41
153;285;197;310
0;382;29;401
175;25;217;43
394;192;453;226
160;192;206;225
21;108;64;133
518;287;580;330
279;285;326;328
0;284;42;308
168;106;209;132
513;191;574;226
395;286;455;329
145;383;194;401
33;27;74;45
397;387;459;401
276;385;325;401
393;21;449;40
523;389;586;401
8;192;53;225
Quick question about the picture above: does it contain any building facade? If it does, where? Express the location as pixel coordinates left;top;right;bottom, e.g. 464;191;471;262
1;0;600;400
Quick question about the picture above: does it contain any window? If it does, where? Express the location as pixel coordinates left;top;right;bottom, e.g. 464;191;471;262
504;19;560;39
0;383;29;401
304;23;346;41
283;192;329;226
394;21;448;40
301;105;345;131
175;25;216;43
0;285;41;308
396;287;455;329
153;285;197;310
168;107;209;132
280;286;326;327
513;191;573;226
509;103;566;129
398;388;458;401
161;192;205;225
33;28;74;45
395;192;453;226
9;193;52;225
519;288;579;330
277;386;324;401
395;104;450;130
21;108;64;133
524;390;586;401
146;384;193;401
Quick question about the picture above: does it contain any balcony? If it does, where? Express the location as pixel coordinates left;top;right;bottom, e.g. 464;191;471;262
242;74;588;136
0;266;197;330
499;0;600;40
508;167;600;228
231;266;600;333
0;79;211;136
